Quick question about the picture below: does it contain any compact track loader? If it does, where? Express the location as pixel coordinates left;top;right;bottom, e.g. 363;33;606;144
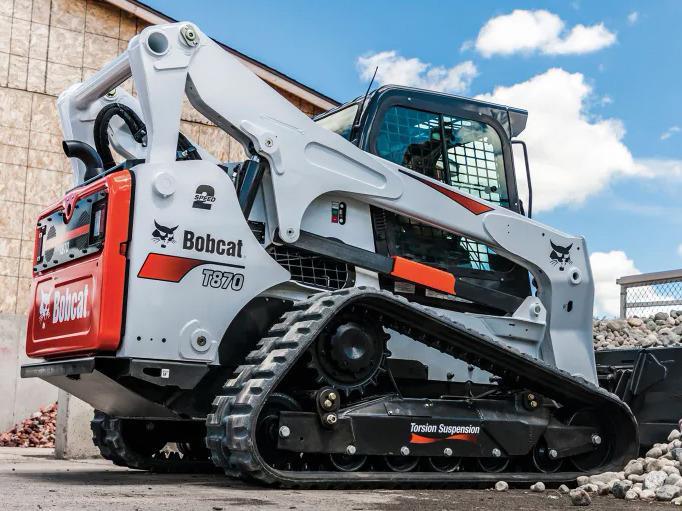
21;22;640;485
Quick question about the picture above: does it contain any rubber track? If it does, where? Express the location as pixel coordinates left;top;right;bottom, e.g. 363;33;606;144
91;411;217;473
206;287;638;486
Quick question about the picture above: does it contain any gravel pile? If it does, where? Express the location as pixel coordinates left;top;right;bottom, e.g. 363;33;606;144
494;425;682;505
593;311;682;350
0;403;57;448
567;426;682;504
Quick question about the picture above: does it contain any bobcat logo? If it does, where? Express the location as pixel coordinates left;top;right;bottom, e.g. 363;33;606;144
38;289;51;327
550;240;573;271
152;221;178;248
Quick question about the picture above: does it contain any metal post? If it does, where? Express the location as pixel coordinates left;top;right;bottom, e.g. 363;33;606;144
619;283;627;319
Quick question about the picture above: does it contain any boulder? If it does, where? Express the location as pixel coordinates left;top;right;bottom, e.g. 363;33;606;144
656;484;682;501
588;472;619;485
672;448;682;463
530;482;545;492
646;446;663;458
569;489;591;506
641;489;657;501
624;460;644;477
644;470;668;490
624;489;638;501
611;479;632;499
494;481;508;492
666;474;682;486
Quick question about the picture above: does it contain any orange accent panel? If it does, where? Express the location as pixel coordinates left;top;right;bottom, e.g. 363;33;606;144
409;433;478;444
26;171;132;359
390;256;456;295
138;253;208;283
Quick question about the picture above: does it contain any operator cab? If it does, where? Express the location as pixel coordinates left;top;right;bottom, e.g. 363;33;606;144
316;86;531;310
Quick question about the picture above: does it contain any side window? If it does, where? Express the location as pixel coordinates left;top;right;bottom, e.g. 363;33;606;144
443;115;509;208
315;104;358;141
375;106;446;181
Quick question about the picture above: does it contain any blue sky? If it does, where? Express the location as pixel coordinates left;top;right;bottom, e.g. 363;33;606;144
146;1;681;315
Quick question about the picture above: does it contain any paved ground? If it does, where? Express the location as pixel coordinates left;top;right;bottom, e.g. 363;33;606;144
0;447;667;510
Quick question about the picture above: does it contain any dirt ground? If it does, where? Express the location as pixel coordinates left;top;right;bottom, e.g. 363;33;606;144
0;447;668;510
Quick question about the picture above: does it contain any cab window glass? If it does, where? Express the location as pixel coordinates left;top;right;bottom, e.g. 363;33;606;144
315;104;358;141
443;115;509;208
374;105;515;273
375;107;446;181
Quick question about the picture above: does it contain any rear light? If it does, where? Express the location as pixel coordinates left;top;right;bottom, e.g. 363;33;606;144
35;225;46;264
89;199;107;245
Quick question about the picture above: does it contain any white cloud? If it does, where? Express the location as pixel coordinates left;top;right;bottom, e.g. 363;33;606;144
356;51;477;94
477;68;639;211
628;11;639;25
636;158;682;178
660;126;680;141
475;9;616;57
590;251;639;317
678;244;682;258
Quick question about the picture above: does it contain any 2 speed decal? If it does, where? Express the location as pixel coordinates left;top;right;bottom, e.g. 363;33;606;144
201;269;244;291
192;185;216;210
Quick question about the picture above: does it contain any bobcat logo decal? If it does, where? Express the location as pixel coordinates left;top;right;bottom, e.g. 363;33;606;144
549;240;573;271
38;289;51;326
152;221;178;248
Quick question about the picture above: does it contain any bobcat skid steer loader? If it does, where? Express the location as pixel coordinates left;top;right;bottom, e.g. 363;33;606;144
21;22;638;485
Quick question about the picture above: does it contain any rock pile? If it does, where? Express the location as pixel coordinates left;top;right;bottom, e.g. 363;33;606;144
593;311;682;350
0;403;57;448
572;426;682;504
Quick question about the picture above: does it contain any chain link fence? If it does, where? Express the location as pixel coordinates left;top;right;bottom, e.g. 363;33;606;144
618;269;682;318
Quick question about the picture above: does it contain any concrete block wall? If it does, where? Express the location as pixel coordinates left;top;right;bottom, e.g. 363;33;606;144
0;0;325;440
0;312;57;432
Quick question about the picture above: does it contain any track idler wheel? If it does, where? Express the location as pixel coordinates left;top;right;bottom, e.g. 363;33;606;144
384;454;419;472
531;441;563;473
329;453;367;472
478;456;510;473
568;410;611;472
427;456;462;473
256;393;303;469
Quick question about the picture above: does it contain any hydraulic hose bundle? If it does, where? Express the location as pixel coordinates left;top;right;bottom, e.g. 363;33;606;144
93;102;200;170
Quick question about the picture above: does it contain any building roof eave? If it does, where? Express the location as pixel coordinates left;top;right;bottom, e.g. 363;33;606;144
105;0;340;111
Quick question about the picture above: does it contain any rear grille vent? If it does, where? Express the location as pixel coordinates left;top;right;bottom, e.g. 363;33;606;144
267;245;353;290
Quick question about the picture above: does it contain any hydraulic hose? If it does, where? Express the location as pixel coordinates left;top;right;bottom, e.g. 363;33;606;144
93;103;147;169
93;102;201;170
62;140;104;181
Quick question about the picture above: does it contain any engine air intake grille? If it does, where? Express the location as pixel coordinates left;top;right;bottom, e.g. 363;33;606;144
267;245;353;290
